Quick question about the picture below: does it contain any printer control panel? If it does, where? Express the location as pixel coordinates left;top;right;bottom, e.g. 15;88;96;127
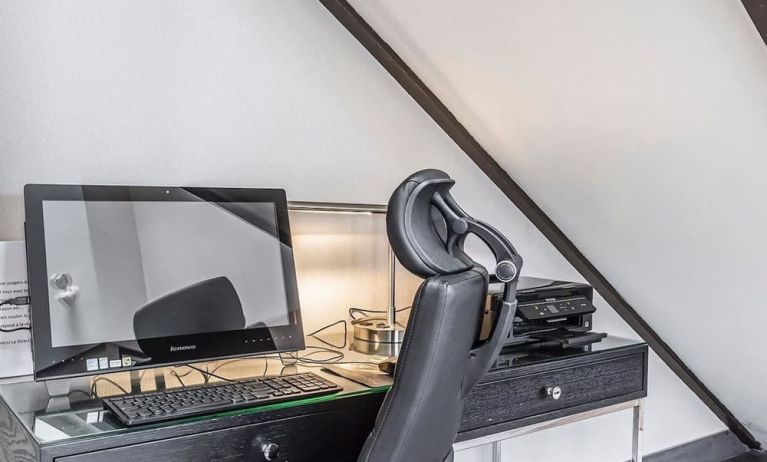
517;297;595;321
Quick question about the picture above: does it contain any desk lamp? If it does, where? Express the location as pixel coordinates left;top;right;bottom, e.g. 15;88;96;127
288;201;404;353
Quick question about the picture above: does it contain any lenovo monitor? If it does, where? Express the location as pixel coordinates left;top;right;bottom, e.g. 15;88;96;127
24;185;304;380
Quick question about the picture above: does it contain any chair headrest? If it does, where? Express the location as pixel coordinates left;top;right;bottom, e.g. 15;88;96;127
386;169;474;278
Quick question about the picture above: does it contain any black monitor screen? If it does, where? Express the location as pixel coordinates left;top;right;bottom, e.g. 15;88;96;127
24;186;304;380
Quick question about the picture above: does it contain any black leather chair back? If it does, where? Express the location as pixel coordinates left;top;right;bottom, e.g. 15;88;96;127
359;170;522;462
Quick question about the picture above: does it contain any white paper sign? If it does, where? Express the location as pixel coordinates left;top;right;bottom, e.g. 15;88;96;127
0;241;33;378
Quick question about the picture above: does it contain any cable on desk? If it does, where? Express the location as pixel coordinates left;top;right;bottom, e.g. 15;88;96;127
295;346;344;363
348;305;412;320
280;346;374;368
209;359;245;375
182;357;281;383
306;319;348;349
91;376;130;398
170;368;189;387
184;363;239;383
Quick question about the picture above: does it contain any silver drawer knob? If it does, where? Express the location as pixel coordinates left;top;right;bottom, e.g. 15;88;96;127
546;386;562;400
261;442;280;461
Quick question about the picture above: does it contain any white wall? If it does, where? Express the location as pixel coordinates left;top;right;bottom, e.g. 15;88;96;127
351;0;767;451
0;1;726;460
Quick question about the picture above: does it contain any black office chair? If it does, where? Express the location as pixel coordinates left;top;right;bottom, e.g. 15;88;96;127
358;169;523;462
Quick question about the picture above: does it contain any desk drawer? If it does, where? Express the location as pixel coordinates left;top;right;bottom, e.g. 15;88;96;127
55;402;379;462
460;353;645;432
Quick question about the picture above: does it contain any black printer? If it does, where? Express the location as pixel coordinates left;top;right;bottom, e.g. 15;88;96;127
482;276;607;350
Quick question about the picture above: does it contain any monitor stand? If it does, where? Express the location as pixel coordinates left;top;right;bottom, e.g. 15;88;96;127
45;378;72;398
44;377;90;413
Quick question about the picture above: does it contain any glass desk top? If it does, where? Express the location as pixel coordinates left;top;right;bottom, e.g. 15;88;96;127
0;334;643;446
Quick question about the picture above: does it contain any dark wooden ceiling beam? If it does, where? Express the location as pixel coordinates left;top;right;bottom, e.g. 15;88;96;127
743;0;767;45
318;0;761;450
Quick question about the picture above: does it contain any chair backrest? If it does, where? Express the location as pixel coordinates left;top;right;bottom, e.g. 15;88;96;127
359;170;522;462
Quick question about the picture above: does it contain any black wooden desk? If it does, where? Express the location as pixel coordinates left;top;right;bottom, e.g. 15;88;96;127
0;336;647;462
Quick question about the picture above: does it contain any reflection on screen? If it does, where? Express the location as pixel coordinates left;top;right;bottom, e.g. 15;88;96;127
42;201;291;348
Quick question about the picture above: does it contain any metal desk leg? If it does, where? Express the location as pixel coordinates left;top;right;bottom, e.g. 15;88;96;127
492;440;503;462
632;399;645;462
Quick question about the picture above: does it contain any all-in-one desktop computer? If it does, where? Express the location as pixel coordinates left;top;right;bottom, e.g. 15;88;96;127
24;185;341;426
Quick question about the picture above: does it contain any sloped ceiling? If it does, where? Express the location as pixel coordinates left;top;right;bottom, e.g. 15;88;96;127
349;0;767;444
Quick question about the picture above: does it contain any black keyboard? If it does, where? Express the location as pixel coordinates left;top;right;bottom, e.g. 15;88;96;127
103;372;342;426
